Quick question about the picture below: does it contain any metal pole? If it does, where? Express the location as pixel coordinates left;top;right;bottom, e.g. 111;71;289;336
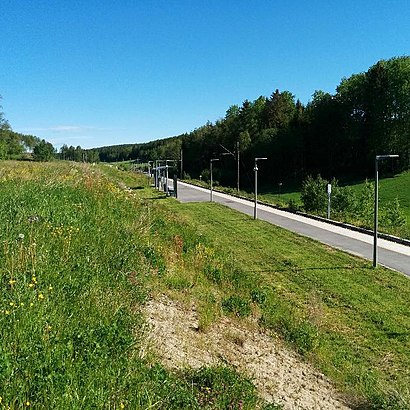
155;160;158;189
180;149;183;178
210;158;219;202
327;184;331;220
253;157;267;219
254;162;258;219
237;140;240;192
373;154;399;268
166;165;169;196
210;160;213;202
373;157;379;268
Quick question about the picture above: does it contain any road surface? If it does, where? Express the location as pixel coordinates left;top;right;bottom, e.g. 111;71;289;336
174;181;410;277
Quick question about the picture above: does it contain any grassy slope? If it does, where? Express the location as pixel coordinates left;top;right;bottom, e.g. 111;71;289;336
201;169;410;238
347;171;410;221
162;201;410;408
1;161;409;409
0;161;265;409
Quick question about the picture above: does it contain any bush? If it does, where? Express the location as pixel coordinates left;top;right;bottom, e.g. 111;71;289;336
301;175;328;214
222;295;251;317
380;198;406;229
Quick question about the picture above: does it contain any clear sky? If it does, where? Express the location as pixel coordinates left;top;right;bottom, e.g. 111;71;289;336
1;1;409;149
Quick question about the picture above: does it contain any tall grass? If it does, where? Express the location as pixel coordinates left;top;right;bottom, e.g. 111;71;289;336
2;160;409;409
160;200;410;409
0;161;266;409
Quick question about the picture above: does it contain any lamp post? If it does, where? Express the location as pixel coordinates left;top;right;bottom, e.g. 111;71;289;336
147;161;153;185
164;159;175;196
373;154;399;268
254;157;267;219
210;158;219;202
155;160;159;189
220;144;239;192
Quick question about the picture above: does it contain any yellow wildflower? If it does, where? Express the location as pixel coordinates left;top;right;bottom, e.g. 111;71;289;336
8;279;16;285
120;403;125;409
5;310;10;315
25;401;30;407
28;283;34;288
38;294;44;301
48;285;53;291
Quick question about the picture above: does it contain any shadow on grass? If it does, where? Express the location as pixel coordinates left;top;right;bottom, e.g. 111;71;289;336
248;265;372;273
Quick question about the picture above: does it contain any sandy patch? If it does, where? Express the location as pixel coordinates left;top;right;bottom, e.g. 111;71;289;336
141;295;352;410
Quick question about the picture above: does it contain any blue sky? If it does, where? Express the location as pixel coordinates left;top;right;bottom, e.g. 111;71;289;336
1;1;409;149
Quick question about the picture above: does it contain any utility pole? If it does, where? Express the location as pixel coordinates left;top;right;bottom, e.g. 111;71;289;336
210;158;219;202
180;148;183;178
254;157;267;219
373;154;399;267
236;140;240;192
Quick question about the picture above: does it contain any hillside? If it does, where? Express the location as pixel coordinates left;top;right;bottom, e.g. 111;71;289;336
1;161;409;409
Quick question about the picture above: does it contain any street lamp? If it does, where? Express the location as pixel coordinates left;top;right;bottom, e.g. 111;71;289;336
373;154;399;268
147;161;154;185
254;157;267;219
155;160;165;190
164;159;175;196
220;143;240;192
210;158;219;202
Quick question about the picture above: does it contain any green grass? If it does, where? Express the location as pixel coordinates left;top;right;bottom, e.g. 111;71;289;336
0;161;269;409
161;200;410;409
348;170;410;222
187;169;410;238
2;161;409;409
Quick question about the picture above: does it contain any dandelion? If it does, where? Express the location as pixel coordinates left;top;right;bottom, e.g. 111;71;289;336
120;403;125;409
48;285;53;291
31;276;37;284
38;293;44;301
5;310;10;315
28;283;34;288
9;302;15;307
25;401;30;406
30;303;34;307
8;279;16;285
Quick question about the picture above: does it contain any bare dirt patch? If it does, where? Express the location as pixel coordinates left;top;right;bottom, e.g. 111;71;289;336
141;295;352;410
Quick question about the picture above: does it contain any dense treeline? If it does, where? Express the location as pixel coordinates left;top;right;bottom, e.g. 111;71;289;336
59;144;99;163
1;98;56;161
0;106;41;159
90;56;410;187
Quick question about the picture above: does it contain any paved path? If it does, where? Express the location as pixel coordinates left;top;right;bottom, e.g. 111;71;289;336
175;181;410;277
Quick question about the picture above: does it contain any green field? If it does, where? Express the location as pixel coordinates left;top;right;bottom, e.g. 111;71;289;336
1;161;409;409
347;171;410;222
190;169;410;238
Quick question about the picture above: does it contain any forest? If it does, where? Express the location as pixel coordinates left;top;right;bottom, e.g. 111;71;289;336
92;56;410;187
2;56;409;184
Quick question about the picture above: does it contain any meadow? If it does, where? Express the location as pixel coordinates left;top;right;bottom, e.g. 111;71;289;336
187;169;410;239
1;161;409;409
0;161;269;409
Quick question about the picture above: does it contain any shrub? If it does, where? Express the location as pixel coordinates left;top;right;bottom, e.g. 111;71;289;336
222;295;251;317
301;175;328;214
380;198;406;229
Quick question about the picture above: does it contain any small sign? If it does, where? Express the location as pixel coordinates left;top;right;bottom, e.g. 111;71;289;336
327;184;332;194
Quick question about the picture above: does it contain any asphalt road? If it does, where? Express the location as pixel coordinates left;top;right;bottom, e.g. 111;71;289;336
175;181;410;277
